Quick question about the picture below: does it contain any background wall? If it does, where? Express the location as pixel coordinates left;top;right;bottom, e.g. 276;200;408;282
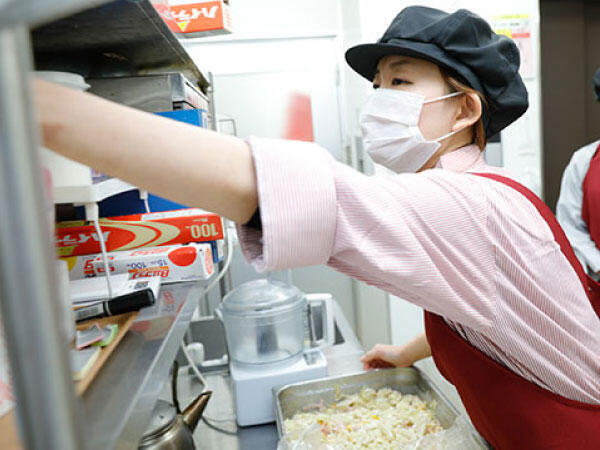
540;0;600;212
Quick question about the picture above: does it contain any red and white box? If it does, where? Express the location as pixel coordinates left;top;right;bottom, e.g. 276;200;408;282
55;209;223;257
63;243;214;284
168;0;232;37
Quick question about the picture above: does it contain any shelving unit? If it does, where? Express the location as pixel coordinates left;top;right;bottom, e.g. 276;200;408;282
31;0;209;88
82;281;202;450
0;1;212;449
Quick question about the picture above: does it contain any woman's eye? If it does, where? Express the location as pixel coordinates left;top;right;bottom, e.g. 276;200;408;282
391;78;407;86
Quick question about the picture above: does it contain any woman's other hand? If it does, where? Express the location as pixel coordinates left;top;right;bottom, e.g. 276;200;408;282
360;333;432;371
361;344;413;370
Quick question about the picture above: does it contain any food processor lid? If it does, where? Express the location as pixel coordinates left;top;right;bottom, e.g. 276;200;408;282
220;279;304;315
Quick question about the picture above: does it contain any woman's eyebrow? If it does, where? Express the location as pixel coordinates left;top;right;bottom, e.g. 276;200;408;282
376;58;412;75
389;59;411;69
376;60;411;74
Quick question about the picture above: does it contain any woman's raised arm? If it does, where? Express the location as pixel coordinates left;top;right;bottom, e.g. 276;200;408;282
34;79;258;224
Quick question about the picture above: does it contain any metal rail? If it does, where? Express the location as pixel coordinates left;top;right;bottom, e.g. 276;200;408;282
0;26;82;450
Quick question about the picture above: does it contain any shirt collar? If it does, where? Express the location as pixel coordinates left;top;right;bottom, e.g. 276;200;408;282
436;144;487;173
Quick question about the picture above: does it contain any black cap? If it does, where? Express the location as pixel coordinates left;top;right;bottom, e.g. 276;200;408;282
345;6;529;138
593;67;600;101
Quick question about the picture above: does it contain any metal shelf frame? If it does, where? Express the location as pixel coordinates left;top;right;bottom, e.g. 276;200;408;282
0;1;210;448
0;0;108;29
31;0;209;91
82;282;201;450
0;25;82;450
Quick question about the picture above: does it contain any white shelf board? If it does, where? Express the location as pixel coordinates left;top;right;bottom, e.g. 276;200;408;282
53;177;137;205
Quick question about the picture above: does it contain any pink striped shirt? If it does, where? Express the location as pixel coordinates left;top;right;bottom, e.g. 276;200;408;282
237;137;600;404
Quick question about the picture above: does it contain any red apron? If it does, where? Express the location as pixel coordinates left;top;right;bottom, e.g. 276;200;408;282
582;143;600;251
424;173;600;449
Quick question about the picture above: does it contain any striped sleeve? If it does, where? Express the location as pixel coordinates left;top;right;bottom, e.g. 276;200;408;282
236;136;337;272
237;136;497;331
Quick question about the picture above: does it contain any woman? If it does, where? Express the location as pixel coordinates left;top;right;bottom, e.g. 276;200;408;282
36;6;600;448
556;66;600;280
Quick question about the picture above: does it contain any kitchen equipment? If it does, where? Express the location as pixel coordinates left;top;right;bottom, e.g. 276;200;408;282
215;279;334;426
305;293;335;350
139;362;212;450
231;348;327;427
87;73;208;114
216;279;333;365
275;367;491;449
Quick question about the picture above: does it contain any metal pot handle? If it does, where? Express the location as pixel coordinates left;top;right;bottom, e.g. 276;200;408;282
171;360;181;413
305;293;335;349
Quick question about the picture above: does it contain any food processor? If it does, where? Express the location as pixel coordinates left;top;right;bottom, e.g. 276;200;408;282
216;278;334;426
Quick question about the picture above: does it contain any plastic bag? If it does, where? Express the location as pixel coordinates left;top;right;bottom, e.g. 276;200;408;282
277;416;486;450
277;423;334;450
403;416;486;450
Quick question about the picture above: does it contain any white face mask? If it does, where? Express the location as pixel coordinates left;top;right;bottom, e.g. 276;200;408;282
359;88;464;173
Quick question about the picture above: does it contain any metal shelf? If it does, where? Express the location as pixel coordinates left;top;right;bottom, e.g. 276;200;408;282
0;0;213;447
0;0;108;30
31;0;209;91
81;281;203;450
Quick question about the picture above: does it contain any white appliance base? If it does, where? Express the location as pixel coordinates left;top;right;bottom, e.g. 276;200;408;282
231;349;327;427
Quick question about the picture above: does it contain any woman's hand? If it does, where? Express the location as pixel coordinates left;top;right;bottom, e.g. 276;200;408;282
361;344;411;370
361;333;432;370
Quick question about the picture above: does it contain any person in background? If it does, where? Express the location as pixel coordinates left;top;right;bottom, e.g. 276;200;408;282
35;6;600;449
556;68;600;280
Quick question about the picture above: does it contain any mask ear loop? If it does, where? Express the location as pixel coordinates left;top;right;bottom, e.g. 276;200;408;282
423;90;464;104
435;127;464;143
423;91;468;142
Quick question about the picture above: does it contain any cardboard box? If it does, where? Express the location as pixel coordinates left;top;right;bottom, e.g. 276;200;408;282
56;208;223;257
168;0;232;37
63;243;214;284
152;0;182;36
65;239;224;269
209;239;225;263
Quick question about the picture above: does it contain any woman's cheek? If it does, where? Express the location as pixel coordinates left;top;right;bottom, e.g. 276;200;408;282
419;103;453;140
418;111;443;140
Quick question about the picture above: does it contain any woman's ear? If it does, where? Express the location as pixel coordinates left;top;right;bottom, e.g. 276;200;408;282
452;92;482;132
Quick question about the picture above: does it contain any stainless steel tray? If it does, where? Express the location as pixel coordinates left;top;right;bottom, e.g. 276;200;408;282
274;367;490;448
